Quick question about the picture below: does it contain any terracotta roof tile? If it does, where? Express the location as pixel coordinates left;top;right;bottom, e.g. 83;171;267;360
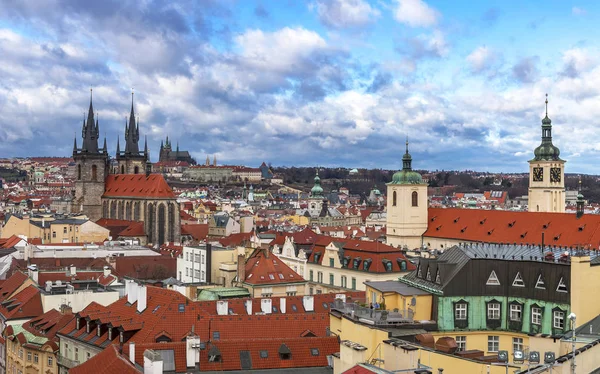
118;221;146;237
181;224;209;241
103;174;175;199
70;345;139;374
244;250;305;285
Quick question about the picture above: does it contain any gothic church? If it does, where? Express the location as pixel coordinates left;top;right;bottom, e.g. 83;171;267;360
72;91;181;245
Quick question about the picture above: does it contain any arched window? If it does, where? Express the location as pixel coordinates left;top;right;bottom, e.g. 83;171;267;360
125;202;131;220
121;165;125;174
158;204;166;245
102;201;108;218
392;191;397;207
110;200;116;218
168;203;175;243
147;204;155;244
77;164;82;180
118;201;124;220
134;202;140;221
134;166;139;174
412;191;418;207
91;165;97;181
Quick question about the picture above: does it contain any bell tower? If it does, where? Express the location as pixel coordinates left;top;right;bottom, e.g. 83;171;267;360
528;94;565;213
386;139;428;250
116;91;148;174
72;89;109;221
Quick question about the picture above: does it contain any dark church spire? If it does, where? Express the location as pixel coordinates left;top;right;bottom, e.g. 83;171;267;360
124;90;140;155
81;88;100;153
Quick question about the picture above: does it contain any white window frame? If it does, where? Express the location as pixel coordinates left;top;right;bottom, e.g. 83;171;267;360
553;310;564;329
426;267;431;281
535;274;546;289
532;307;542;325
556;277;568;293
486;270;501;286
456;336;466;351
487;303;501;320
512;272;525;287
510;304;522;321
455;303;467;320
513;337;523;352
487;336;499;353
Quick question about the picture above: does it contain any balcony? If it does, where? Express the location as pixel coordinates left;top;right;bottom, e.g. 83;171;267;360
331;299;415;326
57;355;79;369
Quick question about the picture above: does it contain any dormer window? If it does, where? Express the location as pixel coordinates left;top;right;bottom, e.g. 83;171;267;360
120;331;124;343
486;270;500;286
426;267;432;281
76;317;80;330
435;269;441;284
535;274;546;289
512;272;525;287
108;327;112;341
417;265;422;278
86;321;90;334
556;277;568;293
97;324;101;337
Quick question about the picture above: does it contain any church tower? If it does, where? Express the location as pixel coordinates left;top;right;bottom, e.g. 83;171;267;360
116;92;148;174
308;171;324;217
386;139;428;250
72;89;109;221
528;95;565;213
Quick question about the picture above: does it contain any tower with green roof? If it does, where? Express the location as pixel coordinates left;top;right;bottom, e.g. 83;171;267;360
308;170;325;217
386;138;428;250
528;94;566;213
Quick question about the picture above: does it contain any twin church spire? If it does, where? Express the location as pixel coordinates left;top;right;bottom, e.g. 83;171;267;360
74;89;107;155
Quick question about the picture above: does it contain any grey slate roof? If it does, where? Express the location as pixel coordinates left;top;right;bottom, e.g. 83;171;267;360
364;281;430;296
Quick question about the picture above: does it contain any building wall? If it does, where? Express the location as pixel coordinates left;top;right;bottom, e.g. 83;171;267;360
210;248;237;286
72;156;109;222
41;290;119;313
570;255;600;326
177;246;208;283
244;283;305;298
364;285;433;321
6;338;58;374
58;335;103;374
386;183;428;250
1;216;35;239
49;221;109;243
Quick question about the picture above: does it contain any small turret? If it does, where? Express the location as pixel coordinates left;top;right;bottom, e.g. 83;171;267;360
577;176;584;218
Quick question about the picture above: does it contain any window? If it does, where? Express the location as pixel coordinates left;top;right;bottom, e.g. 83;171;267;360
455;303;467;320
33;354;38;364
341;276;347;288
260;350;268;358
487;302;501;320
329;273;334;286
486;270;500;286
48;357;53;367
52;231;56;238
75;348;79;361
456;336;466;352
556;277;568;293
535;274;546;289
309;270;313;281
351;277;356;290
310;348;319;356
392;191;397;206
532;307;542;325
86;352;91;361
426;267;431;281
18;348;23;359
186;268;189;277
553;310;565;329
513;337;523;352
487;336;499;352
91;164;97;181
317;272;323;283
77;164;82;180
202;254;205;264
286;292;296;296
435;269;441;284
329;258;334;267
412;191;418;207
213;331;220;341
63;227;67;234
512;272;525;287
510;304;522;321
27;352;31;361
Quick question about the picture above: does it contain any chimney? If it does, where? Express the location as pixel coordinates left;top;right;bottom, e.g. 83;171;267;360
126;280;138;305
261;298;272;314
129;342;136;364
60;304;72;314
70;265;76;276
216;300;228;316
280;298;286;314
28;264;38;284
245;299;252;315
303;295;314;312
205;244;212;284
186;335;200;368
103;266;111;277
143;350;163;374
137;284;147;313
237;251;246;284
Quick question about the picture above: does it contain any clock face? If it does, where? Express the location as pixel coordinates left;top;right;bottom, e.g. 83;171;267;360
550;167;561;183
532;167;543;182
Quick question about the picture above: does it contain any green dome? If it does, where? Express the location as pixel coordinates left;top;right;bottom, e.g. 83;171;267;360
391;170;423;184
532;95;562;162
311;172;323;196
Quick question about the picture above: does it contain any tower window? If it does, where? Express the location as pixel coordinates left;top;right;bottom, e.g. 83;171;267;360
412;191;418;207
134;166;139;174
121;165;125;174
77;164;82;180
91;164;97;181
392;191;397;206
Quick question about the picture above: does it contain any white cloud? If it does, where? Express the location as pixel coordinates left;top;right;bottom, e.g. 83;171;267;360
394;0;440;28
572;7;587;16
312;0;381;28
466;46;495;73
560;48;596;78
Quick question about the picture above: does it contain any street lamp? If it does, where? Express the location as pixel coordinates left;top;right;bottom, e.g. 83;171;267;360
569;313;576;374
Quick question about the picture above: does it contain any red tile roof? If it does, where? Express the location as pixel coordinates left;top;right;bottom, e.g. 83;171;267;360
425;207;600;248
0;235;24;249
113;256;176;280
218;232;253;247
244;250;305;285
118;221;146;237
70;345;140;374
21;309;73;342
160;243;183;257
0;285;44;320
181;223;209;241
11;258;109;272
180;210;196;221
96;218;138;239
37;271;104;284
0;271;29;299
103;174;175;199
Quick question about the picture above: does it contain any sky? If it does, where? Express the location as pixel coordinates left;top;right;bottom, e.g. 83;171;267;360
0;0;599;173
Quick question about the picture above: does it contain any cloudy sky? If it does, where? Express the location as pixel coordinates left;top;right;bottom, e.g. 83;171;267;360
0;0;599;173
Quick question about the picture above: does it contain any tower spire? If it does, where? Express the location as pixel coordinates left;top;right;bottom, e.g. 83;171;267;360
124;89;141;155
116;136;120;155
144;135;148;157
81;88;99;153
402;136;412;171
545;93;548;117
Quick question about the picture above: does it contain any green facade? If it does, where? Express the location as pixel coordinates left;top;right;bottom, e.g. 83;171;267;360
437;295;570;336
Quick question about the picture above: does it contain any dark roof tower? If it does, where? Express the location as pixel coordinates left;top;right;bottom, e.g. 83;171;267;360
125;91;140;155
532;94;562;161
78;89;100;154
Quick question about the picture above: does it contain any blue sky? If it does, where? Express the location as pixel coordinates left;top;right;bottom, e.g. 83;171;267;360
0;0;599;173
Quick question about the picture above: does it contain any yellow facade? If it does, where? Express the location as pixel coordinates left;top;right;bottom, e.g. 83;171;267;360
1;216;109;243
569;255;600;326
386;182;428;250
365;284;433;321
528;159;565;213
6;336;58;374
287;214;310;226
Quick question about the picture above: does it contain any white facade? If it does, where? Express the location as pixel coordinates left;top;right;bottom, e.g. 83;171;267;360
528;160;566;213
386;183;428;250
177;246;208;283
